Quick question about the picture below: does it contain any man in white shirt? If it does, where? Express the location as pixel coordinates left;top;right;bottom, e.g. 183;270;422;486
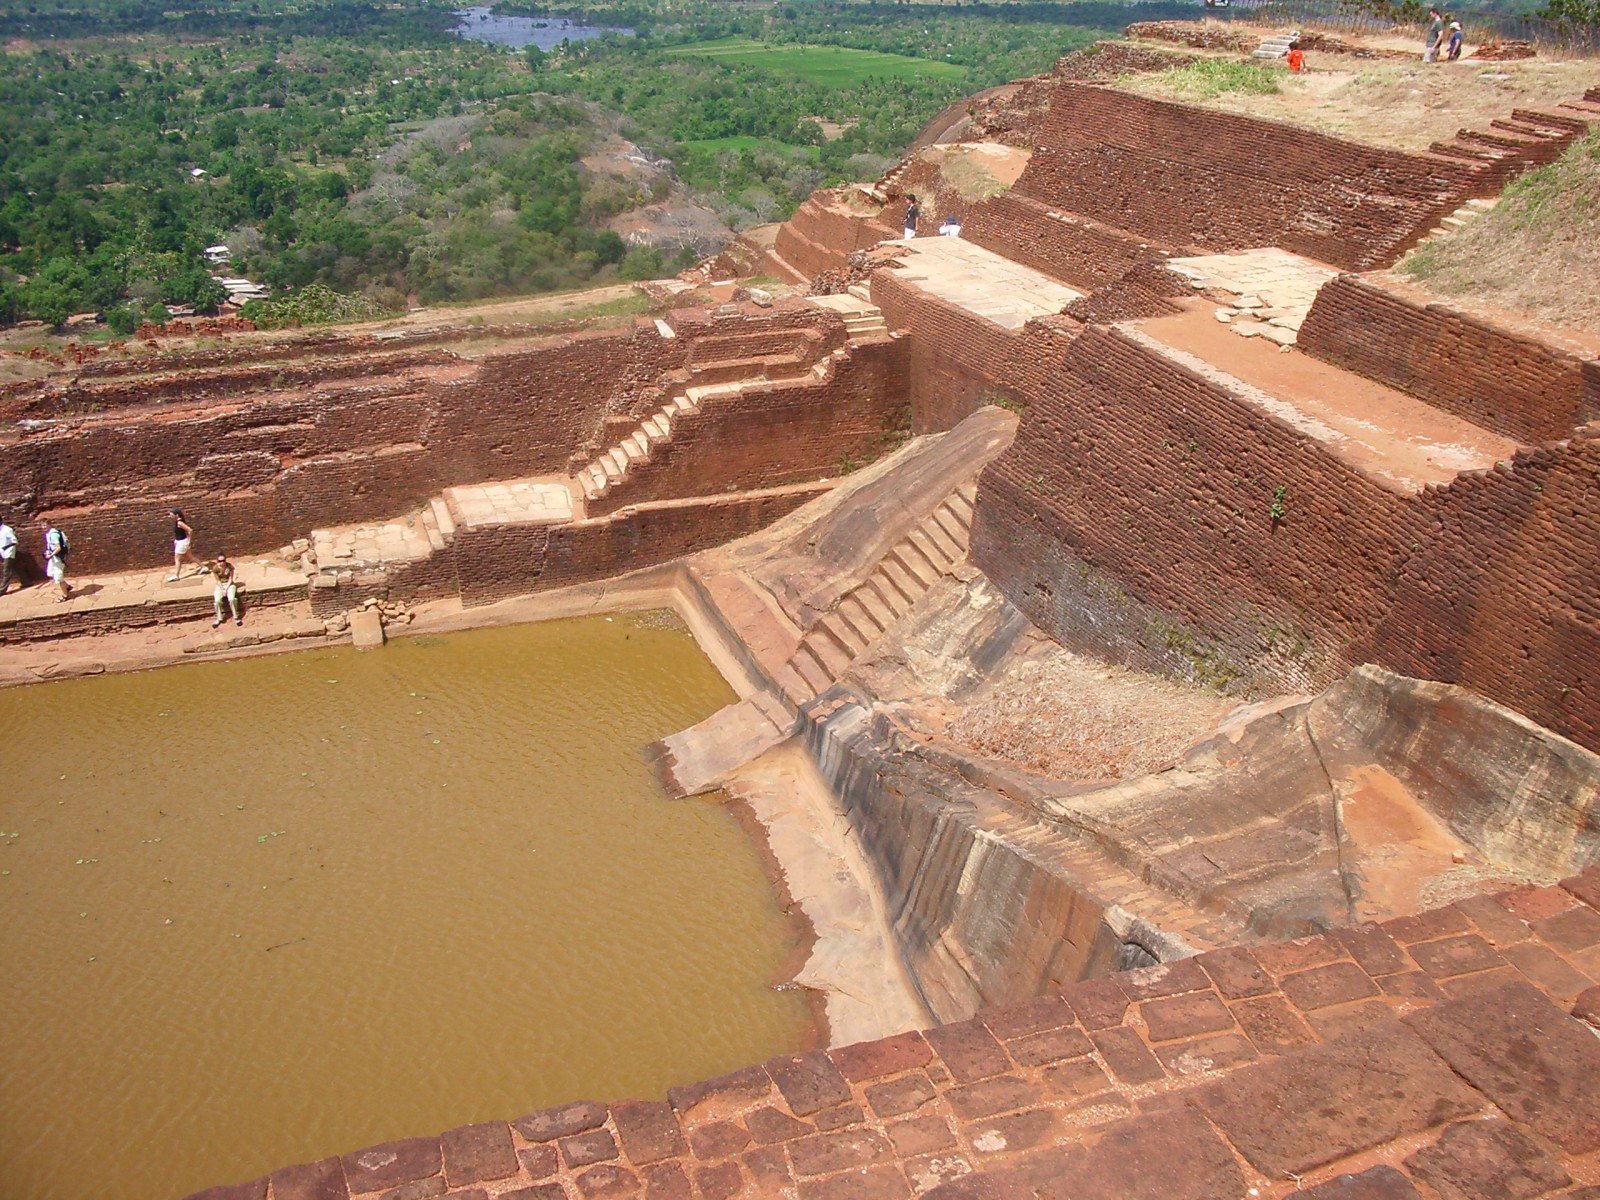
0;519;16;595
42;520;71;601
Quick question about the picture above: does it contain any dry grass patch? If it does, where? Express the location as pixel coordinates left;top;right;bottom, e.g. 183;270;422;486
1399;131;1600;334
945;648;1239;781
1118;55;1600;152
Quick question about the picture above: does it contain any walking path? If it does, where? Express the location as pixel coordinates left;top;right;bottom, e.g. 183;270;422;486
886;238;1083;329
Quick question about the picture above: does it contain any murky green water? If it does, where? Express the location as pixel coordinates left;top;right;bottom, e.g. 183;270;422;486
0;615;813;1200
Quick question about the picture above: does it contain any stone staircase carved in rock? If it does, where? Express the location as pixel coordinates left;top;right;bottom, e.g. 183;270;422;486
772;483;977;707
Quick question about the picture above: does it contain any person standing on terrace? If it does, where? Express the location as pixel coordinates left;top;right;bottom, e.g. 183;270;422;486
1424;8;1445;60
42;520;71;602
903;195;920;241
166;508;202;582
0;518;16;596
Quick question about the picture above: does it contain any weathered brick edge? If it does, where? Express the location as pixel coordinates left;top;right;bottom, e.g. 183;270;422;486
188;861;1600;1200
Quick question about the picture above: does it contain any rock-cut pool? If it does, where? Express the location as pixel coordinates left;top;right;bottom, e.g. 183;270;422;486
0;614;814;1200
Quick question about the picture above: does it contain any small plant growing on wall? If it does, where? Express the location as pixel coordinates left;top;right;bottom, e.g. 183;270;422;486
1268;486;1288;526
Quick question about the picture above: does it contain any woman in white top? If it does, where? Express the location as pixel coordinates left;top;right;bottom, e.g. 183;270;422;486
167;508;202;581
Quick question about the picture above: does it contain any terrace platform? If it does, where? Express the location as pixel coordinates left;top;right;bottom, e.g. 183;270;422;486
885;237;1083;329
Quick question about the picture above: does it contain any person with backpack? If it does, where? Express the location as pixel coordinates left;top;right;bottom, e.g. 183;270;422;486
41;520;71;601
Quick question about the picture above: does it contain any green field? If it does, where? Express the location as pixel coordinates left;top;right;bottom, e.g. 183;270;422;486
666;37;968;86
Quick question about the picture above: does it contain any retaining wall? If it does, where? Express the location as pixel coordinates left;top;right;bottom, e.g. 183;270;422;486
1011;83;1475;271
969;321;1600;752
1297;274;1600;443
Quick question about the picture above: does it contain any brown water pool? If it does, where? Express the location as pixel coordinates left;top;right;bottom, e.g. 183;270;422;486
0;614;814;1200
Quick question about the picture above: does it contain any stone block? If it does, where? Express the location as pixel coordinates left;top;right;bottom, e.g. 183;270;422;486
1531;905;1600;955
1041;1055;1113;1101
830;1030;931;1082
1332;923;1413;976
441;1122;517;1187
865;1072;936;1118
978;993;1075;1039
1231;994;1317;1055
1192;1021;1481;1176
687;1120;750;1161
1141;991;1236;1042
1198;946;1275;999
514;1100;608;1143
668;1065;773;1120
765;1051;851;1116
1407;979;1600;1154
574;1163;639;1198
1500;940;1594;1001
350;608;385;648
925;1019;1012;1083
693;1161;742;1200
1408;934;1505;980
944;1075;1044;1121
1296;1166;1420;1199
1115;956;1210;1001
747;1105;814;1144
517;1145;559;1180
1089;1026;1164;1085
1005;1025;1093;1067
1404;1118;1570;1200
342;1139;441;1195
1384;906;1473;945
610;1100;687;1166
1452;895;1533;946
560;1129;619;1168
1064;979;1129;1029
1153;1033;1258;1078
1280;961;1382;1010
886;1114;959;1158
1036;1108;1247;1200
795;1163;911;1200
500;1186;567;1200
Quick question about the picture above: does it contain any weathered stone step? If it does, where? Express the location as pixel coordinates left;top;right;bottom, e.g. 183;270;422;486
854;583;898;631
789;642;834;694
875;558;924;608
815;613;866;660
428;496;456;541
931;503;971;550
773;661;815;707
887;544;939;591
909;524;957;572
837;595;884;644
799;629;853;680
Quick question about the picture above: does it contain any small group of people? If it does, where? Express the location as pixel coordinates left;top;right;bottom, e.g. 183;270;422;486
899;195;962;242
0;507;244;628
1425;8;1465;61
0;517;75;602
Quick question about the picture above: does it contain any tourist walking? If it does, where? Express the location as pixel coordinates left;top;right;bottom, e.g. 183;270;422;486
1287;40;1305;72
42;520;71;601
166;508;201;581
202;553;242;627
1423;8;1444;60
903;194;920;241
1444;17;1463;60
939;213;962;237
0;517;16;596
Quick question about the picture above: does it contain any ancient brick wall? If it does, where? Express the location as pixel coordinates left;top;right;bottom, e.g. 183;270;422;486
456;485;829;607
961;194;1173;292
1012;83;1474;271
871;270;1080;434
774;195;897;281
591;340;911;514
970;321;1600;751
1297;274;1600;443
0;313;867;576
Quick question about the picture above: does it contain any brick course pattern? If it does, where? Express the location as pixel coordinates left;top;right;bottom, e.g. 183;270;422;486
186;866;1600;1200
968;322;1600;750
0;308;859;578
1297;274;1600;443
1011;84;1484;272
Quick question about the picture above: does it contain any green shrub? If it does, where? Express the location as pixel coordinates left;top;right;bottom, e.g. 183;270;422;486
238;283;396;329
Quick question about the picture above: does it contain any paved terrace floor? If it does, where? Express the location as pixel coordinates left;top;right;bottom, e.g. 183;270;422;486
0;556;307;640
1129;306;1522;494
884;238;1083;330
1167;248;1341;343
193;864;1600;1200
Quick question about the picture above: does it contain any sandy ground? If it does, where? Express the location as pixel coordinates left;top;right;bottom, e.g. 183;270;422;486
1118;48;1600;152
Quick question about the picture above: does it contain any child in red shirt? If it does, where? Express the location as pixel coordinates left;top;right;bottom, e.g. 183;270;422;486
1287;42;1305;72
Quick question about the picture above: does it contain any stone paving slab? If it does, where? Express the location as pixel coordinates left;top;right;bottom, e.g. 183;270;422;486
1169;247;1340;342
887;239;1082;330
0;557;307;641
444;478;575;529
188;861;1600;1200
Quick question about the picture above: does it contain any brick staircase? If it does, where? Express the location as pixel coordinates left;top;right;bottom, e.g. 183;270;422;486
1416;195;1497;244
1427;99;1598;189
579;333;845;509
808;289;889;340
772;483;977;706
